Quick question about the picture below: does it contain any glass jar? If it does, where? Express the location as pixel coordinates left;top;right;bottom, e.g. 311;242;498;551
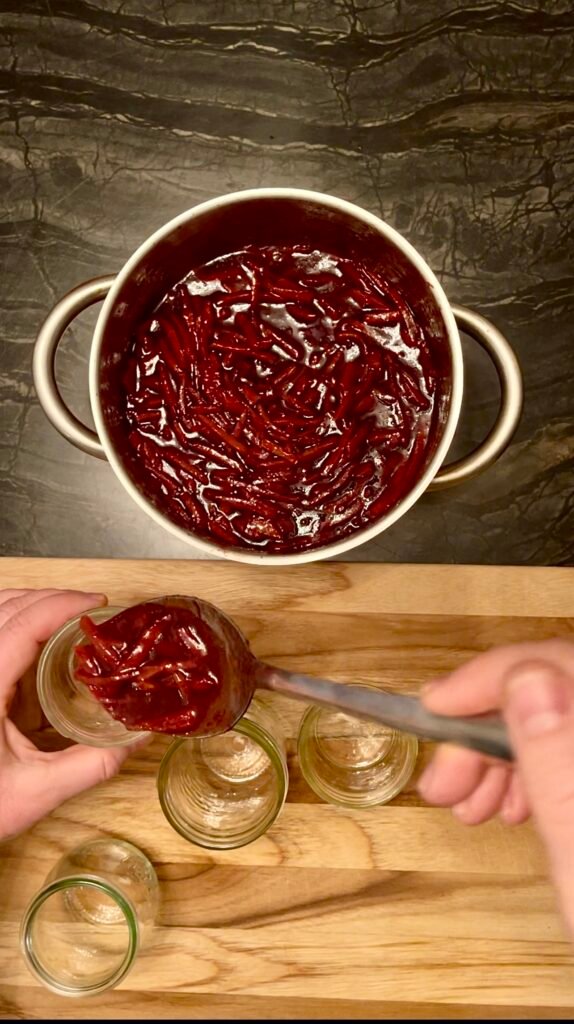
36;606;145;747
158;695;288;849
297;698;418;808
20;838;159;997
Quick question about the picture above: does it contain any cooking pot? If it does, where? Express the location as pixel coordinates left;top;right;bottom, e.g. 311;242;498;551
33;188;522;564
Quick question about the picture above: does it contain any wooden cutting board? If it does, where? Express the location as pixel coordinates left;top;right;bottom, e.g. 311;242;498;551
0;559;573;1020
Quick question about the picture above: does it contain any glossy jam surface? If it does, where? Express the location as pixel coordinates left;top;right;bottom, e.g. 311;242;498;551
73;597;254;736
118;245;445;552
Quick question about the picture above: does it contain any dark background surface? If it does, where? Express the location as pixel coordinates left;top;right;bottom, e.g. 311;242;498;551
0;0;572;564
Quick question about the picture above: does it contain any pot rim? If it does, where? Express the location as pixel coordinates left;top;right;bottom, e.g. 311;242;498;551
89;187;463;565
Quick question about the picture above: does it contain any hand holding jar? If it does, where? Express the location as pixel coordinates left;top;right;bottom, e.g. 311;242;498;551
0;589;143;841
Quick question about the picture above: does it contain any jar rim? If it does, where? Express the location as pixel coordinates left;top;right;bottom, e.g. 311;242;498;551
36;607;146;748
20;874;139;996
298;701;418;808
158;715;288;849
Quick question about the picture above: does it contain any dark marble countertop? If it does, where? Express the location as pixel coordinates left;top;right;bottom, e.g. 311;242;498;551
0;0;572;565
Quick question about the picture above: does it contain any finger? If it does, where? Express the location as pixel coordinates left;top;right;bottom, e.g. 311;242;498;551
422;640;574;717
0;590;28;607
2;740;143;838
0;591;106;706
42;743;132;804
417;744;488;806
0;589;104;624
503;660;574;938
0;589;71;623
453;763;511;825
499;770;530;826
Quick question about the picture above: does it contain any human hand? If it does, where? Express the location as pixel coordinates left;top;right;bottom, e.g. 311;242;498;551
417;639;574;937
0;589;140;841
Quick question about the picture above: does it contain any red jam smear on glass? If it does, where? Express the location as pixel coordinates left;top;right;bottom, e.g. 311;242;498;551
73;597;254;736
119;245;444;552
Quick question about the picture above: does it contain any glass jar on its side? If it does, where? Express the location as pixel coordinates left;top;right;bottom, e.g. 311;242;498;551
21;838;159;997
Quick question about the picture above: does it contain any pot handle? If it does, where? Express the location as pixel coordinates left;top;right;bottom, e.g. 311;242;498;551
33;276;116;459
428;304;523;490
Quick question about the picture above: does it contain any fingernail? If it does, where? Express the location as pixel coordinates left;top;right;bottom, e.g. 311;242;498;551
499;799;515;826
85;592;107;603
505;662;570;738
128;733;153;750
422;678;443;698
417;761;436;799
453;800;472;822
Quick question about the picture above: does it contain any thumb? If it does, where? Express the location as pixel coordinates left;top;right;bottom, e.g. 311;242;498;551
40;737;148;812
503;660;574;934
2;736;151;840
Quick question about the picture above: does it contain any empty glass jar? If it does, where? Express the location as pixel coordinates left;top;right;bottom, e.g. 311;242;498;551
36;606;144;747
158;695;288;848
297;697;418;808
20;838;159;996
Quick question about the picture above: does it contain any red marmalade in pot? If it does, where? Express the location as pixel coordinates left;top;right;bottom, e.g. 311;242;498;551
117;245;446;552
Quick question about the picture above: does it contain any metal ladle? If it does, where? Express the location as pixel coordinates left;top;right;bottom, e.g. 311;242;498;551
255;663;511;761
193;597;513;762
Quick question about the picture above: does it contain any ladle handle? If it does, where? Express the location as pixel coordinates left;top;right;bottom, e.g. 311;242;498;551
258;666;512;762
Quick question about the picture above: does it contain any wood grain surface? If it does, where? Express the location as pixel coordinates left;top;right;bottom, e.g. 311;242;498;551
0;559;573;1020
